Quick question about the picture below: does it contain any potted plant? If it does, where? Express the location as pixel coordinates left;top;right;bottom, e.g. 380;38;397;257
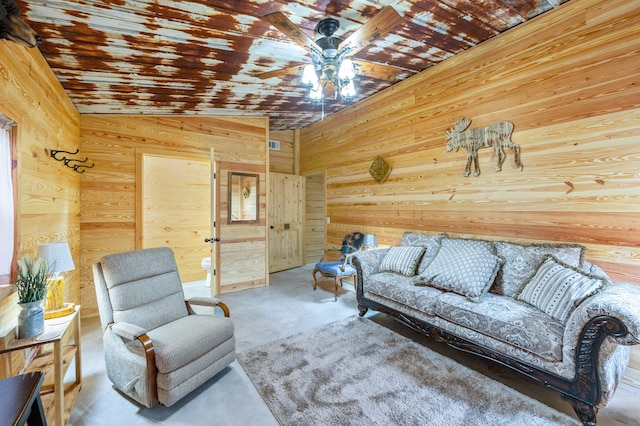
15;255;50;338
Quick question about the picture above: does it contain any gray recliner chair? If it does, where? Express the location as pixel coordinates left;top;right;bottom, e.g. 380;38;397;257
93;247;235;407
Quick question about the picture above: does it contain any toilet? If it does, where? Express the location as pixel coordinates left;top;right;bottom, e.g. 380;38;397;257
201;257;212;287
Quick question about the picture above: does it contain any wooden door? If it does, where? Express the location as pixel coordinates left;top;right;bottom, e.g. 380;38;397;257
137;150;212;283
269;172;305;273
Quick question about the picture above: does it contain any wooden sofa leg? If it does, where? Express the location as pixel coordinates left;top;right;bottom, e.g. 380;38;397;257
565;396;596;426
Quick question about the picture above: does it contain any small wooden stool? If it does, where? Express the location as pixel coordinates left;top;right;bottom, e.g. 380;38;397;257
0;371;47;426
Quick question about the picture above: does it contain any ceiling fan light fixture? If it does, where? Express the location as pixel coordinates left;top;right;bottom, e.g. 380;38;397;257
302;64;318;87
338;58;355;81
262;7;403;107
340;80;356;100
309;82;323;101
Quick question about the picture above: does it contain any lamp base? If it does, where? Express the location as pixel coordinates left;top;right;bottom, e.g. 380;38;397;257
44;303;75;320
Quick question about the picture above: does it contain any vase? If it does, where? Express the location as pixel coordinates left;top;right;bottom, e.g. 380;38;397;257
18;300;45;339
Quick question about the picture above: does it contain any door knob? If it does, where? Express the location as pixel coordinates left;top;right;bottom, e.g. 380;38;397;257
270;226;275;229
205;237;221;243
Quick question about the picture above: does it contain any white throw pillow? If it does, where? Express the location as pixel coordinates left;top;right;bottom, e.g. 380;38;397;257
516;255;607;324
379;246;425;276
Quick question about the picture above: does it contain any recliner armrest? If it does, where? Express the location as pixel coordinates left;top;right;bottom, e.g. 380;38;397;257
186;297;231;317
110;321;148;341
108;322;158;407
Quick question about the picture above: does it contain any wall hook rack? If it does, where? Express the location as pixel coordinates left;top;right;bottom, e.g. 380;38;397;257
50;148;94;173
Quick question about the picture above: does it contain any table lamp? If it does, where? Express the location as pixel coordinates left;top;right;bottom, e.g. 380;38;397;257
363;234;378;250
37;242;75;319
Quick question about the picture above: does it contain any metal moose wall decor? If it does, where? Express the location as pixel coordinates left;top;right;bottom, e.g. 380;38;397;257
445;118;523;177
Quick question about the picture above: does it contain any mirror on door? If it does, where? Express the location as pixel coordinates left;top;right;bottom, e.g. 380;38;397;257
228;172;259;224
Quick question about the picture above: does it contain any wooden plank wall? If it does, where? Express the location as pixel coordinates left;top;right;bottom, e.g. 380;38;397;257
305;174;325;264
0;42;81;377
269;129;297;174
299;0;640;383
300;0;640;284
80;115;268;318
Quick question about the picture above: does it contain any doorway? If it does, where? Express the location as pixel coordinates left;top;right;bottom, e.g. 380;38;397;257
304;172;325;264
137;149;215;286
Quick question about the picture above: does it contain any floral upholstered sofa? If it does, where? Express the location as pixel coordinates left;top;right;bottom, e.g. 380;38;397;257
352;232;640;425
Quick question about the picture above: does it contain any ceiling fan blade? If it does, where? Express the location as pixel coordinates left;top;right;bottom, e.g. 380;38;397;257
264;12;323;57
351;60;403;82
255;64;307;80
338;6;403;56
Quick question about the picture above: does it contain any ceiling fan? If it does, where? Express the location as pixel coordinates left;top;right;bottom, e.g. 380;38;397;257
258;6;404;102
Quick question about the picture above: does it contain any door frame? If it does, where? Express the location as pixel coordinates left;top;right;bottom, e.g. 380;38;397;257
135;147;218;292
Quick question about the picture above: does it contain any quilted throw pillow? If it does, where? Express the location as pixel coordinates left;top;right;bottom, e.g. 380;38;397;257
516;255;607;324
416;238;502;302
379;246;425;276
494;242;584;297
399;232;446;274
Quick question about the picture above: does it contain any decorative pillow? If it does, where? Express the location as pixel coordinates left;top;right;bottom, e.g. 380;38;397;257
516;255;607;324
416;238;502;302
400;232;446;247
400;232;446;274
494;242;585;297
379;246;425;276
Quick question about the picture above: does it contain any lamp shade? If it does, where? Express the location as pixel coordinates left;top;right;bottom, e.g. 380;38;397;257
37;242;75;273
363;234;378;249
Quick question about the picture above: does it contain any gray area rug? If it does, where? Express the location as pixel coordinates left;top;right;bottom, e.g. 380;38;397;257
238;316;580;426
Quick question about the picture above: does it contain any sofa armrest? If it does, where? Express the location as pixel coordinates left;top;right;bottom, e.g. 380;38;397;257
186;297;231;317
353;248;389;281
110;321;148;341
565;282;640;346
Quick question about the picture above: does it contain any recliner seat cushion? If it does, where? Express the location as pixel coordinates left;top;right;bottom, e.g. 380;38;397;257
367;272;442;316
436;292;564;362
140;315;234;373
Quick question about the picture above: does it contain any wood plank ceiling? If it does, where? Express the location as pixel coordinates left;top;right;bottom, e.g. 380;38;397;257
17;0;568;130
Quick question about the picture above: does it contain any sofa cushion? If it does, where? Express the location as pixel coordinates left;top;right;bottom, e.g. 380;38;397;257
494;241;584;297
416;238;502;302
379;246;425;276
436;292;564;362
366;272;442;316
516;255;607;324
400;232;445;273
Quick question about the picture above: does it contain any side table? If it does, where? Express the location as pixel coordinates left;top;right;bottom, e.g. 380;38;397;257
0;306;82;426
